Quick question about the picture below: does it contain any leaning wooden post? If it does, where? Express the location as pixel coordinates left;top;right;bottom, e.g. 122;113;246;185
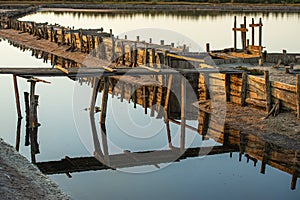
241;73;248;106
180;76;186;153
233;16;237;52
296;74;300;119
13;75;22;119
264;70;272;113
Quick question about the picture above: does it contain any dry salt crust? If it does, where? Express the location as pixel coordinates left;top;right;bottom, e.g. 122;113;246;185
0;138;70;200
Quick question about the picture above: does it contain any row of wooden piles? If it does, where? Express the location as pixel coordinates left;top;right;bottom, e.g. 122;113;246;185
2;19;196;70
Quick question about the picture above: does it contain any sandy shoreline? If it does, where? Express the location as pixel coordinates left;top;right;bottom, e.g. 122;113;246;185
0;138;70;200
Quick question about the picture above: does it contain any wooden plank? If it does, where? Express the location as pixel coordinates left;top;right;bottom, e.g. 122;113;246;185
246;98;266;108
55;65;69;74
271;81;296;92
166;53;204;63
272;88;297;106
232;28;248;32
138;65;160;73
248;75;264;84
249;23;263;27
248;91;265;101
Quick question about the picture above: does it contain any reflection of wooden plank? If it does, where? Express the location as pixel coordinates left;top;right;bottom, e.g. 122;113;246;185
36;146;238;175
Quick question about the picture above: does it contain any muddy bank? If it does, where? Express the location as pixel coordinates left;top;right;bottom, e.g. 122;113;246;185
0;138;70;200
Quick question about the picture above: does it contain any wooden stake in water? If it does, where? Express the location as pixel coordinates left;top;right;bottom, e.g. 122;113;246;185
13;74;22;119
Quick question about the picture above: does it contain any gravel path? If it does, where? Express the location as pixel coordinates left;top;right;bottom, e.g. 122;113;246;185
0;138;70;200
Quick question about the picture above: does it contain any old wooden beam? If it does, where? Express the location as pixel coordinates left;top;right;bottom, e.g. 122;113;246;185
264;70;272;113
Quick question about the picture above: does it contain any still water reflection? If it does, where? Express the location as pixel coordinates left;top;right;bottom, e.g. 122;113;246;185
0;37;299;199
0;9;300;199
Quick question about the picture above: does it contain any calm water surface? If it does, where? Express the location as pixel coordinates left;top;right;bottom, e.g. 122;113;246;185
0;10;299;200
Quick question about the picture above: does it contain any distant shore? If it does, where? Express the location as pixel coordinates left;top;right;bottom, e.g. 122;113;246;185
1;3;300;13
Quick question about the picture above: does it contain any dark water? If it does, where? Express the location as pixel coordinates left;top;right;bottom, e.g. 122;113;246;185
0;10;299;200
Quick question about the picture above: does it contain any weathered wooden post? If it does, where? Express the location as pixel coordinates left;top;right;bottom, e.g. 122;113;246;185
144;44;148;65
61;27;65;45
225;74;231;102
296;74;300;119
15;118;22;152
251;18;255;46
120;41;125;65
233;16;237;52
111;36;115;62
206;43;210;52
79;29;83;52
13;75;22;119
151;48;156;67
241;73;248;106
264;70;272;113
259;18;263;47
133;42;138;68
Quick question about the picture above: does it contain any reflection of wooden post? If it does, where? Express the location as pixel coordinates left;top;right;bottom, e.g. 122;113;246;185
260;142;270;174
143;87;147;114
24;92;30;146
291;151;298;190
100;77;109;160
264;70;272;113
164;75;173;148
89;78;104;158
15;118;22;151
233;16;237;51
13;75;22;119
180;76;186;152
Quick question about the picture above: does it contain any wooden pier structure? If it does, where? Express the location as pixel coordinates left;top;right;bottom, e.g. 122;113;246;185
0;11;299;191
